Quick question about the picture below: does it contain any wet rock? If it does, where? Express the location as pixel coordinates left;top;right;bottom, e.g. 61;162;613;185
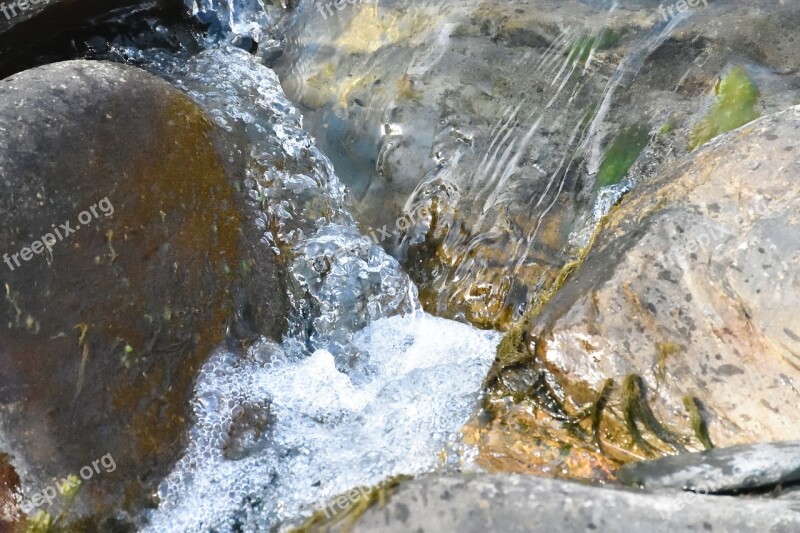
346;474;800;533
620;441;800;493
0;453;20;526
487;106;800;462
0;60;286;525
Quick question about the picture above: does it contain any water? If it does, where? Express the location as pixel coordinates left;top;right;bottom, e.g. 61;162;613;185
270;0;691;327
100;41;502;530
93;1;770;529
101;2;663;528
145;314;500;531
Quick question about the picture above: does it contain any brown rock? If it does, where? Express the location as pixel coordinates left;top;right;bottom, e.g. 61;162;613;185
0;60;286;525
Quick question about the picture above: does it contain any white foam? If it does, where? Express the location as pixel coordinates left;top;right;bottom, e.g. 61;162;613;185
145;312;500;532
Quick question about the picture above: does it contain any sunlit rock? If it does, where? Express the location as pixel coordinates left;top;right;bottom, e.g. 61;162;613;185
345;474;800;532
484;106;800;467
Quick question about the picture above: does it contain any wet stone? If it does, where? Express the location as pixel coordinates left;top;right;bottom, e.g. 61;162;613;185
346;474;800;533
0;60;286;526
619;441;800;493
484;106;800;468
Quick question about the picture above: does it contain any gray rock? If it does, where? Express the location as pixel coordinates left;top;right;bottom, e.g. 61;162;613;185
620;441;800;493
347;474;800;533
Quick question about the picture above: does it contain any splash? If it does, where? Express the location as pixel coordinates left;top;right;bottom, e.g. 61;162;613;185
145;313;500;531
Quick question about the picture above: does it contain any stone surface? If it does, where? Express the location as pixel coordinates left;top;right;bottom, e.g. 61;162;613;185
347;474;800;533
487;106;800;463
0;60;286;526
620;441;800;493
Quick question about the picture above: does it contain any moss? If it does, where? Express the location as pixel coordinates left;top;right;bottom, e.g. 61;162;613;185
657;119;676;136
688;66;760;151
26;512;52;533
655;342;682;383
595;124;650;189
683;396;714;450
565;29;621;63
621;375;686;456
289;475;412;532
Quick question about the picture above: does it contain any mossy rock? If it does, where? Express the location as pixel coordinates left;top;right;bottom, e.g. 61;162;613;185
0;60;286;526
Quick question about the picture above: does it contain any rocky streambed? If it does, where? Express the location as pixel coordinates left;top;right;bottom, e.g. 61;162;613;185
0;0;799;531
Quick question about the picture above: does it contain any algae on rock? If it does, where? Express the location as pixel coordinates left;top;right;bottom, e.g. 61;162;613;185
688;66;760;151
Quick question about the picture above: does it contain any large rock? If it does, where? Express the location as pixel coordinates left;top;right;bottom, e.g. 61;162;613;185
484;106;800;464
620;441;800;493
0;60;286;526
345;474;800;532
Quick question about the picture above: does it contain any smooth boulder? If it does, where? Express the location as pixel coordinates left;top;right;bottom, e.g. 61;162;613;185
347;474;800;533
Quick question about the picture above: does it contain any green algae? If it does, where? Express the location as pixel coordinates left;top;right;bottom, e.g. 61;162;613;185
566;29;621;63
657;119;676;136
655;342;682;383
683;396;714;450
595;124;650;189
688;66;760;151
621;375;686;456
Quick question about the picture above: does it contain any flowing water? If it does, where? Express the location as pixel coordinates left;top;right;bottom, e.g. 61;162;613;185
105;42;502;531
267;0;695;327
93;0;732;529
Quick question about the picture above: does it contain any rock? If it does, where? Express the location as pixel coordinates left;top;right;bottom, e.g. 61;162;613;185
0;60;286;526
345;474;800;532
0;453;20;526
620;441;800;493
485;106;800;464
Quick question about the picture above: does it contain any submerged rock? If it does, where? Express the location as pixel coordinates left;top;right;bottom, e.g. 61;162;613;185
269;0;800;329
0;60;286;526
484;106;800;466
345;474;800;533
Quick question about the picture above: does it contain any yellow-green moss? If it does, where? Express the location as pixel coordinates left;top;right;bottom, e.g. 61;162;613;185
683;396;714;450
688;66;760;151
657;119;676;136
566;29;621;63
655;342;682;383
